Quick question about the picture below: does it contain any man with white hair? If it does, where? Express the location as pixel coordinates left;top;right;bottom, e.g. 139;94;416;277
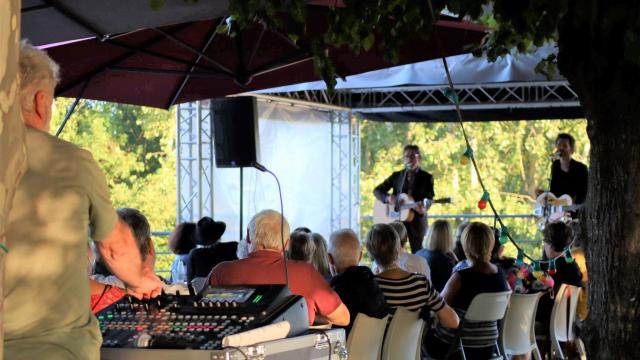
4;41;162;359
327;229;388;335
209;209;350;326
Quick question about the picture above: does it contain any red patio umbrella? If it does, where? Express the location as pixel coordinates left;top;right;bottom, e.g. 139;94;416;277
43;8;486;109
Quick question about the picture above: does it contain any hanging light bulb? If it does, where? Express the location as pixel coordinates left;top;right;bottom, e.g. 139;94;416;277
477;191;490;210
565;248;574;263
532;261;543;279
499;226;509;245
444;88;459;104
515;249;524;266
548;258;557;276
460;146;473;165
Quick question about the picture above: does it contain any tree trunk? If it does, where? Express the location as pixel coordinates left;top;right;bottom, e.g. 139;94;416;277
558;1;640;357
0;0;24;358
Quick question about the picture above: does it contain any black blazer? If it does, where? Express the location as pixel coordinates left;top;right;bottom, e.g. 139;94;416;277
374;168;435;203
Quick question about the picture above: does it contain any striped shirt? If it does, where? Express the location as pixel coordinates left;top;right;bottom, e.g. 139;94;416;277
375;273;445;312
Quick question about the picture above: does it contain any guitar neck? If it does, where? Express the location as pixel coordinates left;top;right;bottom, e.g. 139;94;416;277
397;198;449;210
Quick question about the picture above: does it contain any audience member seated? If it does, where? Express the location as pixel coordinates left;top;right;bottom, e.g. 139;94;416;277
372;221;431;278
568;221;588;321
87;244;125;314
168;222;196;283
327;229;388;336
425;222;510;360
416;220;457;291
92;208;160;287
236;237;250;259
312;233;332;280
293;226;312;233
366;223;459;327
535;222;583;353
187;217;238;282
209;210;350;326
453;221;470;261
289;230;316;263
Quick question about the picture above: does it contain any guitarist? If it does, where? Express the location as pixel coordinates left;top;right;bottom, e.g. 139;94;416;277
374;144;435;254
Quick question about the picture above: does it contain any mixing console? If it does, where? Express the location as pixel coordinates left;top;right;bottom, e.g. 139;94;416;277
97;284;308;350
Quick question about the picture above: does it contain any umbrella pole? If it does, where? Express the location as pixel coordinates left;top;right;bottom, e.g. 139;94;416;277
239;167;244;240
55;79;91;137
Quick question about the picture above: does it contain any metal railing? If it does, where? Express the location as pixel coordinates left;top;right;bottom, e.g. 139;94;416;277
152;231;173;276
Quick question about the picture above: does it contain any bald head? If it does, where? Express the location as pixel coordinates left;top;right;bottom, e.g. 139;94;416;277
328;229;361;275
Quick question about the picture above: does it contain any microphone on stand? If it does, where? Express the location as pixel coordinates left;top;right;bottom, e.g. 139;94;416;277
550;151;562;161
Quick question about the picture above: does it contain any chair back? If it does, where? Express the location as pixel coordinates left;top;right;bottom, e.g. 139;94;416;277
465;291;512;322
551;284;581;342
502;292;543;355
347;313;389;360
382;308;425;360
190;276;208;294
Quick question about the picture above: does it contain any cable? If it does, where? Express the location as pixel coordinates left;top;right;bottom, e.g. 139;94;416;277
253;162;289;287
92;284;112;312
309;329;332;360
222;345;249;360
424;0;572;265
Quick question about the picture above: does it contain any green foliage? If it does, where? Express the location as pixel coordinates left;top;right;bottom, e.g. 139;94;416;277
50;99;177;273
360;118;589;259
222;0;576;90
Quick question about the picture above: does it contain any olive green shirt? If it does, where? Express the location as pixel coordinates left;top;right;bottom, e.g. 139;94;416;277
4;128;117;359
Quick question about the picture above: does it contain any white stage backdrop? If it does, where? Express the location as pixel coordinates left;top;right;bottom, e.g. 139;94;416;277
213;102;334;241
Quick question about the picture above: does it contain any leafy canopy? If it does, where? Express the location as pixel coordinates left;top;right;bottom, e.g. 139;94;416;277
226;0;570;88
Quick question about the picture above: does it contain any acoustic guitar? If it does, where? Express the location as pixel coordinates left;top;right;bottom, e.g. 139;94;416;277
532;192;582;230
373;193;451;224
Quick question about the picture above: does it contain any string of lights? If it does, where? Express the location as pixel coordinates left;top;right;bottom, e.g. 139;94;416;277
424;0;574;279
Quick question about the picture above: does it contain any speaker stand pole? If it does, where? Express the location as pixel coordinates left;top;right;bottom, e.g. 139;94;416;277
239;167;244;240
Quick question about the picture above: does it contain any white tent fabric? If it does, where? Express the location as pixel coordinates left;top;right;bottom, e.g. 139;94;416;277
214;102;335;242
257;45;562;92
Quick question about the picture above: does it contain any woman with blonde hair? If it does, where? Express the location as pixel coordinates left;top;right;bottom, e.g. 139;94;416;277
416;220;457;291
425;222;509;359
311;233;332;280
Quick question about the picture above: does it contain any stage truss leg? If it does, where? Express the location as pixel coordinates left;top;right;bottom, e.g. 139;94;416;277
331;110;361;237
176;101;214;223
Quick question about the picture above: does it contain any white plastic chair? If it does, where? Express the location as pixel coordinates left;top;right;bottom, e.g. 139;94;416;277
501;292;543;360
381;308;425;360
446;291;512;360
346;313;389;360
550;284;586;360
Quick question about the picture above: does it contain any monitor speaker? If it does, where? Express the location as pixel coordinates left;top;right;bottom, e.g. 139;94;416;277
211;96;260;168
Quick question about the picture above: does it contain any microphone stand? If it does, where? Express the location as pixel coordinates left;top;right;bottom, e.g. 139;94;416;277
395;167;409;219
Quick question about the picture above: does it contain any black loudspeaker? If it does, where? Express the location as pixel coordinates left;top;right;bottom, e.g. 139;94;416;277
211;96;260;168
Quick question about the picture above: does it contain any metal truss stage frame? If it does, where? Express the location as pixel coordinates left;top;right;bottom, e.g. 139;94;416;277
176;98;360;237
261;80;582;121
